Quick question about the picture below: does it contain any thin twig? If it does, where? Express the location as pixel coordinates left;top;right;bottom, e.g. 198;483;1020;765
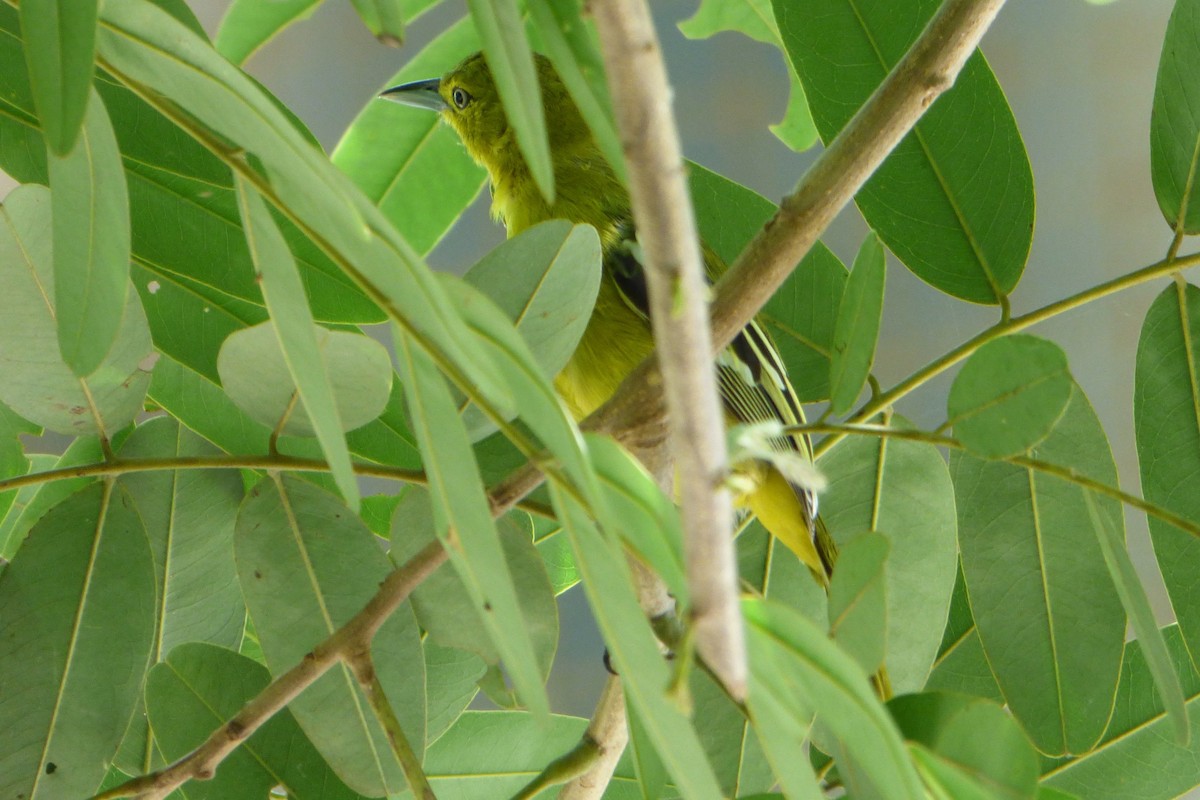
347;653;436;800
590;0;745;699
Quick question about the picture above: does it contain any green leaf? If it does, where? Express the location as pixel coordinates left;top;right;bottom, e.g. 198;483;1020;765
333;17;485;258
925;566;1004;703
827;531;889;674
390;487;558;699
465;0;554;201
1151;0;1200;233
743;677;824;800
829;232;886;414
0;483;155;800
1084;490;1188;744
687;163;849;401
394;329;551;719
550;486;724;799
0;184;153;437
627;699;670;800
1042;625;1200;799
235;475;426;796
775;0;1034;304
889;692;1039;800
215;0;324;66
235;176;360;508
819;421;958;693
952;389;1126;756
423;640;485;747
113;417;246;774
690;667;775;796
217;320;392;440
0;437;105;561
678;0;817;151
48;88;131;377
20;0;98;154
144;642;363;800
745;597;925;800
349;0;408;44
948;335;1073;459
527;0;625;181
1135;281;1200;674
459;220;602;439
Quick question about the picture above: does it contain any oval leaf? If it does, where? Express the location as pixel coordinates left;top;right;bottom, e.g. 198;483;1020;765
827;531;889;675
829;232;886;415
775;0;1034;304
948;334;1073;459
1151;0;1200;234
235;475;425;796
217;320;392;437
0;483;155;800
0;185;153;436
952;389;1126;756
20;0;98;155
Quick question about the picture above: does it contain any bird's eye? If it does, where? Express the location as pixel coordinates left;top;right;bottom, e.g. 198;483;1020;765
452;87;472;109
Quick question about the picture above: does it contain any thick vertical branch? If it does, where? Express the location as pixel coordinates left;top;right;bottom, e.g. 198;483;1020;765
591;0;748;701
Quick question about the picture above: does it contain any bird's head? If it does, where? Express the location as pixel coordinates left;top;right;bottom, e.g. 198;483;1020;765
380;51;582;177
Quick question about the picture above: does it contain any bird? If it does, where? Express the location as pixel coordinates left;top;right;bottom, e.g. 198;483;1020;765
381;52;835;584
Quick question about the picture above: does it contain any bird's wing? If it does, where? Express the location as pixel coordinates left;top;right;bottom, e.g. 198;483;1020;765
605;220;816;470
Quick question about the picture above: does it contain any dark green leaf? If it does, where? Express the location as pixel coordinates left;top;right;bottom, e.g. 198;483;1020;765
953;390;1125;756
1151;0;1200;233
690;667;774;796
235;476;425;796
48;88;130;376
1135;281;1200;673
0;483;155;800
1043;626;1200;799
819;422;958;692
0;438;104;561
925;566;1004;703
948;335;1073;459
829;232;886;414
20;0;98;154
775;0;1034;303
145;643;364;800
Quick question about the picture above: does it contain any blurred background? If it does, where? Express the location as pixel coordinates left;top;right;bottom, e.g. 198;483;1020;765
0;0;1185;721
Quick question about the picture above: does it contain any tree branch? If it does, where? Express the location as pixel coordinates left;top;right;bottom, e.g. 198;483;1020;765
591;0;746;701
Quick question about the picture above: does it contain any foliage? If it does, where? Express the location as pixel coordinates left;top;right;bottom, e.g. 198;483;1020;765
0;0;1199;798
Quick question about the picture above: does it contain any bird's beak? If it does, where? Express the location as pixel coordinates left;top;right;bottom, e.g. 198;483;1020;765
379;78;447;112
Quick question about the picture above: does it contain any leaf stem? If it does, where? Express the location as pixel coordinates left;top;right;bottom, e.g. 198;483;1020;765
347;653;436;800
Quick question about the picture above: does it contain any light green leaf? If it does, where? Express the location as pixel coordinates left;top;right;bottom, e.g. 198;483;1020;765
1151;0;1200;233
527;0;625;181
690;667;775;796
827;531;889;674
743;677;823;800
925;566;1004;703
113;417;245;774
215;0;323;66
20;0;98;154
349;0;409;44
745;597;925;800
0;184;153;437
1134;281;1200;673
948;335;1073;459
1042;625;1200;799
48;88;130;377
145;642;363;800
889;692;1039;800
423;640;486;747
235;176;360;507
829;232;886;414
464;0;554;201
1084;490;1188;744
775;0;1034;304
394;328;551;719
688;163;848;401
459;220;601;439
0;483;155;800
550;486;724;799
333;18;485;258
235;476;425;796
217;320;392;440
953;390;1126;756
627;699;669;800
0;438;105;561
679;0;817;151
819;421;958;692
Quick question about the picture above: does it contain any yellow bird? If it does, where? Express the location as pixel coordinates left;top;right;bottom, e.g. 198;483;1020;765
382;52;834;582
